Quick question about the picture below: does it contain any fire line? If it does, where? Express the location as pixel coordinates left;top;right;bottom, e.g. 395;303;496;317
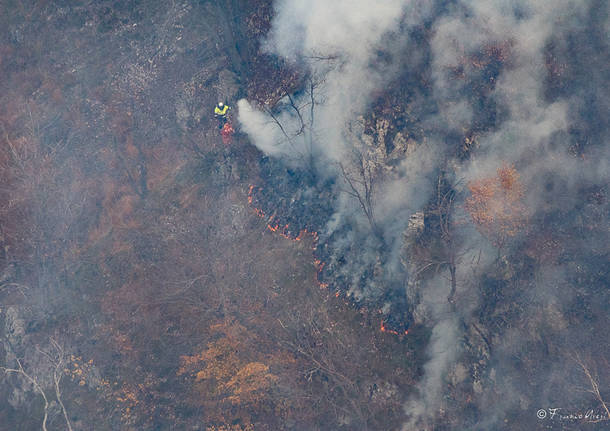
247;184;406;337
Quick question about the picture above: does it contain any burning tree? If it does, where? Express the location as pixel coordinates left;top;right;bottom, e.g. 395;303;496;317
465;164;529;249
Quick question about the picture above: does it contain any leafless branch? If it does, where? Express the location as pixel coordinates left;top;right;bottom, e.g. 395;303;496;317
1;358;49;431
49;339;73;431
287;94;305;136
572;352;610;421
262;107;292;142
0;282;29;297
1;122;26;173
303;54;341;61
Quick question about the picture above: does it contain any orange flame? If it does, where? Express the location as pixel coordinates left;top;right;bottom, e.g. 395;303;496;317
247;185;254;204
380;320;409;336
248;185;320;250
380;320;400;335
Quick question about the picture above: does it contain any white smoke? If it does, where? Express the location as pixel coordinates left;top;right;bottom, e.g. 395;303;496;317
237;0;607;428
404;276;461;429
403;0;596;428
432;1;592;192
238;0;432;163
237;0;440;306
237;99;290;157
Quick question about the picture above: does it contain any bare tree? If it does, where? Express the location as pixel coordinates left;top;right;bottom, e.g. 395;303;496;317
261;73;326;174
336;118;391;237
571;352;610;422
428;172;484;308
1;357;50;431
276;307;372;429
37;339;74;431
1;338;73;431
112;134;148;200
435;175;459;305
338;156;380;235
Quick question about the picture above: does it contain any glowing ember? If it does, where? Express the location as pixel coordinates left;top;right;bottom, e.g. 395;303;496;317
380;321;400;335
247;185;254;204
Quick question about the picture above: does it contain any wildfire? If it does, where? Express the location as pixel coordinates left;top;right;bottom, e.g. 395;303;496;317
247;184;407;337
248;185;319;248
380;321;409;336
247;185;254;204
313;259;329;289
380;320;399;335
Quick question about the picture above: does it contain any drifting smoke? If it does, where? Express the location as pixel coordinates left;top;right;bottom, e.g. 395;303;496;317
406;0;575;427
239;0;438;291
405;276;461;426
432;1;607;201
239;0;433;163
408;0;609;429
239;0;609;429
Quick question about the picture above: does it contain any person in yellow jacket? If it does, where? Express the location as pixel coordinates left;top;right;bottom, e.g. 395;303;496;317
214;102;230;128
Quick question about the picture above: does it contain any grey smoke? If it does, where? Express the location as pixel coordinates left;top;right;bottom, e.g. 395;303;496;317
411;0;607;428
238;0;440;305
239;0;432;164
405;276;462;428
238;0;608;428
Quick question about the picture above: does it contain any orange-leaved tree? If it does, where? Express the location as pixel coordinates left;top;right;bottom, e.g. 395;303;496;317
465;164;529;249
177;321;282;426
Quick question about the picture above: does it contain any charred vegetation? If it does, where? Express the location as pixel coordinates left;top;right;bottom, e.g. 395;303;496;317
1;1;608;430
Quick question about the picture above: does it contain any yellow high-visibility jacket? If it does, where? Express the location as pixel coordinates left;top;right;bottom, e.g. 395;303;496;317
214;105;229;116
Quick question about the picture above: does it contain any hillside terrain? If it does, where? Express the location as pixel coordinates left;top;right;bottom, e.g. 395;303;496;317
1;1;608;430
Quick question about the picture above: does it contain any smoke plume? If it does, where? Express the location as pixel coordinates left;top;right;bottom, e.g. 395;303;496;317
239;0;433;163
239;0;609;428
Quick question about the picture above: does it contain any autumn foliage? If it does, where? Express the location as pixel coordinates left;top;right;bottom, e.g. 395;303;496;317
465;164;529;247
177;321;285;427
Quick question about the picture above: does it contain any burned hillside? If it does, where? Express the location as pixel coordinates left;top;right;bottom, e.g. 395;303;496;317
239;0;609;430
1;1;609;431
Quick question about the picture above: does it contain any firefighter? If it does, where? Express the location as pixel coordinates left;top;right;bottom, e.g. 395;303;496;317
214;102;230;128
